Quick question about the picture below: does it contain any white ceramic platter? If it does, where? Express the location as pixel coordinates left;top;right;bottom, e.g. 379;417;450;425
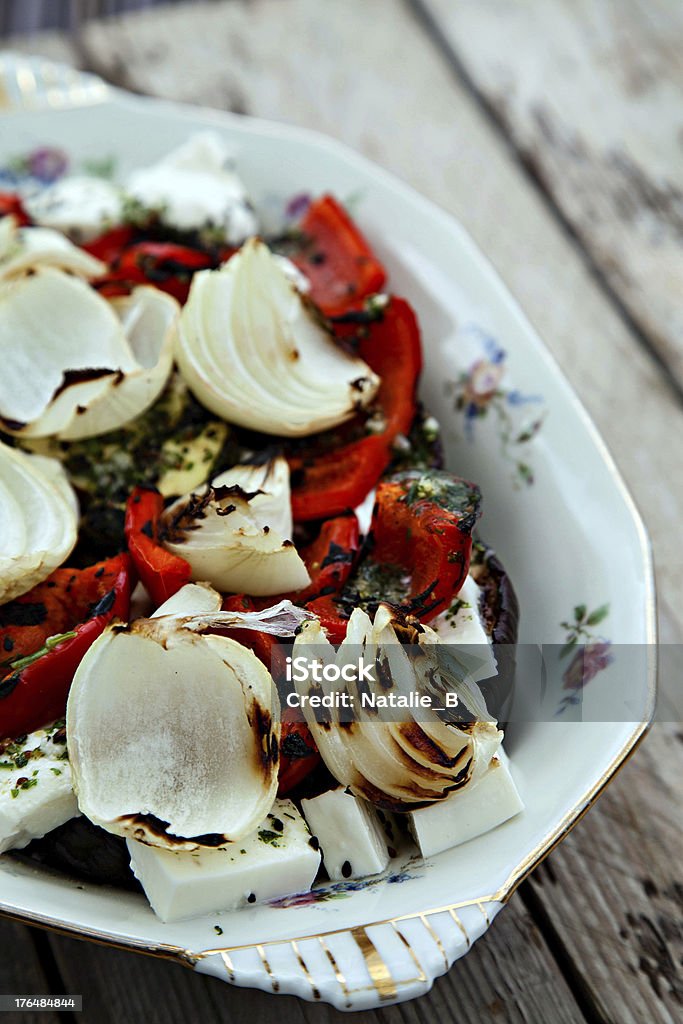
0;55;655;1010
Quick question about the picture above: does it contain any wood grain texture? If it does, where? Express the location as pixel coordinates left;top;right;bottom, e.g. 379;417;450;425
524;723;683;1024
42;895;588;1024
0;919;60;1023
420;0;683;387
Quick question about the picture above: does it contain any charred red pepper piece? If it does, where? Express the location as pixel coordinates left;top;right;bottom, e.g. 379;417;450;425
0;556;127;664
97;242;215;303
290;298;422;521
367;471;482;621
356;297;422;439
81;225;135;264
290;434;388;523
124;486;191;608
303;596;350;644
0;554;132;739
296;513;360;641
0;191;30;226
277;709;321;796
296;513;360;603
291;195;386;316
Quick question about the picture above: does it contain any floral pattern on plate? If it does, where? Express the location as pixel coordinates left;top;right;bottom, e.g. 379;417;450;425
267;868;421;908
0;147;117;192
556;603;612;715
448;326;545;486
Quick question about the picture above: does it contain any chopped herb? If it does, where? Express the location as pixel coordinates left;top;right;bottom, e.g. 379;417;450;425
341;560;409;613
257;829;281;846
11;776;38;797
9;632;77;674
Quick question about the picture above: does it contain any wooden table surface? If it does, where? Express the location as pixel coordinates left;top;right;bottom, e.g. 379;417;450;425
2;2;682;1022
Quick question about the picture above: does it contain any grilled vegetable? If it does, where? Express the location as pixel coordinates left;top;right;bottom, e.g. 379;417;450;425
175;238;379;437
66;598;309;849
0;442;78;605
292;604;502;812
0;554;132;740
0;270;177;440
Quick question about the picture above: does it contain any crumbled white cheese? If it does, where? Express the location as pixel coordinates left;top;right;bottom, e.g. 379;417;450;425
127;798;320;922
0;722;78;853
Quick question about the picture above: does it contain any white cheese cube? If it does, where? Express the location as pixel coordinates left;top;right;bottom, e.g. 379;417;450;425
127;798;320;922
431;574;498;682
302;787;396;881
408;751;523;858
0;722;78;853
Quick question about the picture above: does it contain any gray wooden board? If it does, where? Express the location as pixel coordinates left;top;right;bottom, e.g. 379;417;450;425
1;1;682;1021
420;0;683;390
525;723;683;1024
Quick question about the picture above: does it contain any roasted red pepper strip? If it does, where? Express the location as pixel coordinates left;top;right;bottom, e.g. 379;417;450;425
124;486;192;608
0;554;132;739
290;434;388;522
97;241;215;304
292;195;386;315
81;225;135;264
290;298;421;521
0;191;31;226
0;556;128;664
368;471;482;621
277;709;321;796
296;513;360;603
303;596;350;644
356;297;422;439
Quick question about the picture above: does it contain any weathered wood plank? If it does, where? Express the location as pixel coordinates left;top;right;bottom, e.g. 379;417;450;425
420;0;683;387
525;722;683;1024
42;894;588;1024
0;919;61;1023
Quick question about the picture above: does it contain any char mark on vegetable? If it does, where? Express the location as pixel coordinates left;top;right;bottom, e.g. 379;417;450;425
0;602;48;628
121;813;227;848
